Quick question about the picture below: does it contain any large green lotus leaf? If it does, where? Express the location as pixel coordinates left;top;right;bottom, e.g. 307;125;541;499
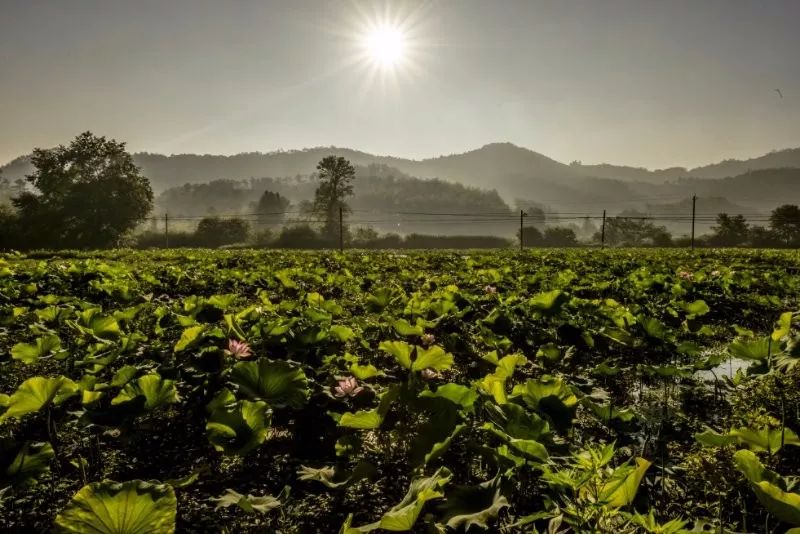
419;383;478;412
694;428;737;448
477;371;509;405
72;309;121;341
11;335;62;364
528;290;567;314
411;346;454;372
437;476;510;530
729;426;800;453
111;374;180;411
681;299;710;317
495;353;527;376
410;395;463;466
772;311;794;341
392;319;424;337
734;449;800;525
54;479;176;534
329;325;355;342
641;317;669;341
728;337;772;361
482;421;549;462
583;398;636;424
1;440;54;488
338;386;399;430
379;340;413;369
230;358;309;409
350;363;382;380
495;402;550;441
174;325;204;352
365;288;393;311
0;376;78;422
206;400;271;456
511;376;579;430
345;467;451;532
379;467;450;531
599;457;651;508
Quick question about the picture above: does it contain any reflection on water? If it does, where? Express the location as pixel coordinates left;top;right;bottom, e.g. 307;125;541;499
697;357;750;381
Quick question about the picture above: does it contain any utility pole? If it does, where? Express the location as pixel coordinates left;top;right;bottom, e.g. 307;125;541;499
519;210;527;251
338;205;344;252
691;195;696;251
164;213;169;248
601;210;606;249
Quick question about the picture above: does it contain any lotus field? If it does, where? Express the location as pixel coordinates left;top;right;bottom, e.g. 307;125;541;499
1;249;800;533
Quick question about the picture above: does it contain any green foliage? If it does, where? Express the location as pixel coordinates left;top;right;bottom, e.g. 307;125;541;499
0;376;77;422
1;440;55;490
10;335;61;364
437;476;510;530
230;358;309;409
343;467;451;532
378;340;454;372
734;449;800;526
337;386;399;429
0;248;797;531
206;400;271;456
111;373;180;412
12;132;153;249
54;480;177;533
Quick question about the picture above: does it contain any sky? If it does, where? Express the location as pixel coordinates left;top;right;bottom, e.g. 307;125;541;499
1;0;799;169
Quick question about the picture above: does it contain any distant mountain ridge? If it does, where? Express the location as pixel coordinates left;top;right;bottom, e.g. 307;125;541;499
2;143;800;219
3;142;800;192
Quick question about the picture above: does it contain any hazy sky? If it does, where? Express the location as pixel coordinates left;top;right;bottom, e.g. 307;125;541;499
1;0;799;169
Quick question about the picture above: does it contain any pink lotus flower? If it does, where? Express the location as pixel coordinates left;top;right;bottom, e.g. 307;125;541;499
679;271;694;280
227;339;253;360
334;377;364;398
484;285;497;295
420;333;436;346
420;368;438;380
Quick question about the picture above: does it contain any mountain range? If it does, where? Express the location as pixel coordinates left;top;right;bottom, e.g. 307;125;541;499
2;142;800;218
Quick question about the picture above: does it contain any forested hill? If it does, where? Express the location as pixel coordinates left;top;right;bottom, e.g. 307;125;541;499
4;143;800;194
156;164;511;217
156;163;514;236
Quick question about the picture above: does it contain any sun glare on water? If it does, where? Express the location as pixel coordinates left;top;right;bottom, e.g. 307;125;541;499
363;25;406;67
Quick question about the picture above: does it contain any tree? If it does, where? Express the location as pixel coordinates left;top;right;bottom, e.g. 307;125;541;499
12;132;153;248
595;216;672;247
541;227;579;247
709;214;749;247
312;156;355;241
748;226;779;248
769;204;800;246
515;202;546;231
518;225;543;247
255;190;290;228
273;224;325;249
193;217;250;247
0;204;20;249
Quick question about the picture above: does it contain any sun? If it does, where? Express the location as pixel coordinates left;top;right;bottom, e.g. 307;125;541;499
363;25;406;67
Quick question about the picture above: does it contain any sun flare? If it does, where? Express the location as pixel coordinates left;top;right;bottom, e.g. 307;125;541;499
363;25;406;67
